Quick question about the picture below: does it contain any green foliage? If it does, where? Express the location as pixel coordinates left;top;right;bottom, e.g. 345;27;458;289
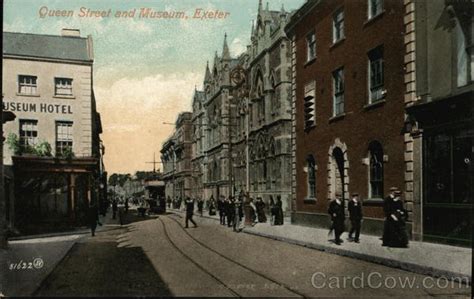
108;173;132;187
34;141;53;157
5;134;52;157
6;133;21;155
61;146;75;159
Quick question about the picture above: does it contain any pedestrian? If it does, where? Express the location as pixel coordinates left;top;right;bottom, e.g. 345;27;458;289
348;192;362;243
328;193;345;245
118;206;124;226
185;197;198;228
256;197;267;223
209;197;216;216
227;197;235;228
269;196;277;225
275;195;284;225
218;196;226;225
88;202;100;237
384;190;409;248
233;196;244;232
112;199;118;220
125;198;129;214
197;198;204;217
382;187;397;246
249;197;257;225
167;196;172;209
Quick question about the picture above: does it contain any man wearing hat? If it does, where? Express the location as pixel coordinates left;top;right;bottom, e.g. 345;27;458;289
328;193;345;245
348;192;362;243
382;187;398;246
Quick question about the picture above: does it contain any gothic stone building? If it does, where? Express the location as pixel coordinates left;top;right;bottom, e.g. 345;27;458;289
232;1;293;212
190;89;206;199
285;0;406;235
200;36;240;200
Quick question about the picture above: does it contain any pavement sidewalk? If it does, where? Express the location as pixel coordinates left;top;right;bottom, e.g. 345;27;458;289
170;208;472;283
0;211;118;297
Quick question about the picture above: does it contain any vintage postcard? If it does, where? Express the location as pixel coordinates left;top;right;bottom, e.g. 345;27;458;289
1;0;472;297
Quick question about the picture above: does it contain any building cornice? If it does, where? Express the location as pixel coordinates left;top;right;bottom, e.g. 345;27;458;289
285;0;321;35
3;54;93;66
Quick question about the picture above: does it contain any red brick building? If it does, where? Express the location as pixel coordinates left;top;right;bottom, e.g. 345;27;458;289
285;0;406;235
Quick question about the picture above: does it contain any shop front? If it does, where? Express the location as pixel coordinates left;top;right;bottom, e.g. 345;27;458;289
12;156;100;235
408;91;473;246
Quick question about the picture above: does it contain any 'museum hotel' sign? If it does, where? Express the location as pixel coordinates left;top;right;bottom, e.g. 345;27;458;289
2;101;73;114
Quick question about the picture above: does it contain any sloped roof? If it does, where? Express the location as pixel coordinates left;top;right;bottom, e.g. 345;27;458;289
3;31;92;62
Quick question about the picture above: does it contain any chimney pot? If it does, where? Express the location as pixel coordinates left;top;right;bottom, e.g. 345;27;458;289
61;28;81;37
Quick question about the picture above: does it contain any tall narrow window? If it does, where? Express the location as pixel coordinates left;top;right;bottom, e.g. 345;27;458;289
306;32;316;61
304;81;316;129
56;121;73;155
368;46;384;103
369;141;384;198
307;155;316;199
368;0;383;19
332;68;345;116
18;75;37;95
333;10;345;43
55;78;73;96
19;120;38;150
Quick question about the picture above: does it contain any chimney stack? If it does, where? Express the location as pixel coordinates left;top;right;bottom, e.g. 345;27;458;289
61;28;81;37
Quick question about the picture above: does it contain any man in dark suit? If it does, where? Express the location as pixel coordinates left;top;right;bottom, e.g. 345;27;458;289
218;196;226;225
348;192;362;243
328;193;345;245
227;197;235;228
185;197;197;228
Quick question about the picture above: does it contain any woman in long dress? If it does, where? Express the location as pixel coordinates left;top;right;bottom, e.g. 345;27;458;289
386;191;409;248
269;196;277;225
256;197;267;223
275;196;284;225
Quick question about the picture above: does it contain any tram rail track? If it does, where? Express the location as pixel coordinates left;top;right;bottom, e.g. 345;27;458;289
160;214;306;298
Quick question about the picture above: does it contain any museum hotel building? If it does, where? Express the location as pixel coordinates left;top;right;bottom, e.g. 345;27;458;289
2;29;106;235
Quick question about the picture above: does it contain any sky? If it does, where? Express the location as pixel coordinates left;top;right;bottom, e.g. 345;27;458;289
3;0;304;174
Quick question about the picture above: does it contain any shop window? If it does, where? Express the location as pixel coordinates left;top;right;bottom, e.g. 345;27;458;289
425;130;473;204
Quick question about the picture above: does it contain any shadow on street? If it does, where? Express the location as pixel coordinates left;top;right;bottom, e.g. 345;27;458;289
33;224;172;297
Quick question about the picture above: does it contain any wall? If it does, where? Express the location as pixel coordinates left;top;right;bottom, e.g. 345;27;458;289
2;57;93;163
291;0;406;230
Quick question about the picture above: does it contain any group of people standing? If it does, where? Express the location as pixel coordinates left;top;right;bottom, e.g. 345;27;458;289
327;187;409;248
179;194;285;232
215;196;245;232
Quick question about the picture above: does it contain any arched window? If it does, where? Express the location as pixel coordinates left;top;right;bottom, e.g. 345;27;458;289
255;70;265;122
307;155;316;199
369;141;384;198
